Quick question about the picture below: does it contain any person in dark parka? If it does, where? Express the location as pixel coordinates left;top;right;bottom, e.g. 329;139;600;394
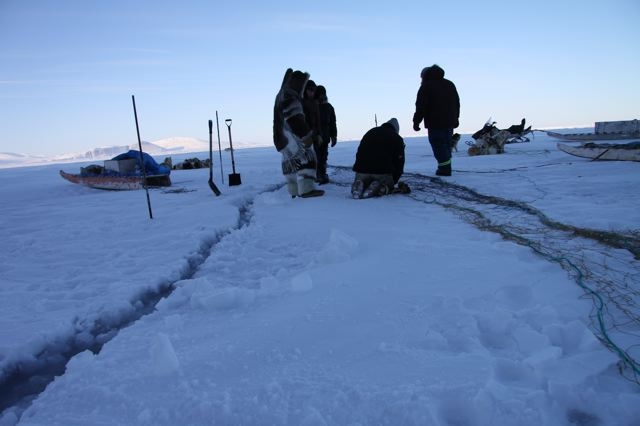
351;118;405;199
314;85;337;184
302;79;321;140
412;64;460;176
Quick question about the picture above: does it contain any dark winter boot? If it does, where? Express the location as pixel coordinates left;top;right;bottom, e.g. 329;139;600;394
393;181;411;194
317;174;330;185
300;189;325;198
436;164;452;176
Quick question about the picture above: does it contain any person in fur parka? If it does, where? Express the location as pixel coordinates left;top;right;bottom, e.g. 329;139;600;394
273;68;324;198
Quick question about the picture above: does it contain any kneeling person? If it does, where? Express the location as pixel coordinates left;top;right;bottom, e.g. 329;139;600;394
351;118;405;199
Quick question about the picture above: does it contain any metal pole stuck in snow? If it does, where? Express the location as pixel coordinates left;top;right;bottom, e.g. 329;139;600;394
216;111;224;183
207;120;221;196
131;95;153;219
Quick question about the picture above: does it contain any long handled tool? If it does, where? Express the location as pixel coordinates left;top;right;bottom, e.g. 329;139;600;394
131;95;153;219
216;111;224;183
208;120;221;196
225;118;242;186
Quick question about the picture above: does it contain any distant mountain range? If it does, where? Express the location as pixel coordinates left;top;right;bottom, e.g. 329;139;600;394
65;136;212;159
0;137;219;169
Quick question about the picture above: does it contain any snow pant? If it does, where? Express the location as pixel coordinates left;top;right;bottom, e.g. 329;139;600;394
280;132;319;197
351;173;394;198
281;146;317;197
314;137;329;179
427;128;453;173
285;168;316;197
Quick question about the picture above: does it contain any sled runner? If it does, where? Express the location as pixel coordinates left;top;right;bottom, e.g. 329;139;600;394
60;170;171;190
557;142;640;162
60;150;172;190
547;119;640;141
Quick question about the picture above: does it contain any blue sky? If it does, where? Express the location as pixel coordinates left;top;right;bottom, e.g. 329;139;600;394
1;0;638;156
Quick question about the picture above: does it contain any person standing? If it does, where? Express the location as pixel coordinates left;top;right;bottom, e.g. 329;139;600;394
412;64;460;176
314;85;337;184
273;68;324;198
351;118;405;199
301;80;324;183
302;79;321;136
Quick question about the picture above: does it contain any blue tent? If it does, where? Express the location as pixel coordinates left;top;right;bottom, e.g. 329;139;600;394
110;150;171;176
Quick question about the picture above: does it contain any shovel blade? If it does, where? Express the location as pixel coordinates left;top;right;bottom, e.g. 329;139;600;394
208;179;221;196
228;173;242;186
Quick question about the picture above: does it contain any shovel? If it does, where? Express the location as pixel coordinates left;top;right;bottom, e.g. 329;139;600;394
225;118;242;186
208;120;221;196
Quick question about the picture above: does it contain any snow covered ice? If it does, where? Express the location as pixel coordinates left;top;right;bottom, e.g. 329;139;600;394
1;132;639;425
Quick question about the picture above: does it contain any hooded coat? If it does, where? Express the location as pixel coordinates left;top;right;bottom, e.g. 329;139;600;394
302;79;321;137
315;85;337;144
352;121;405;184
273;69;312;152
413;65;460;130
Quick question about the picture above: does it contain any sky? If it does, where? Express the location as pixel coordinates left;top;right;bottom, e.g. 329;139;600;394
1;0;639;156
1;133;640;424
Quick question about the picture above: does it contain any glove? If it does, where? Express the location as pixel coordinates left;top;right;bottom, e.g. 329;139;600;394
330;137;337;147
413;122;421;132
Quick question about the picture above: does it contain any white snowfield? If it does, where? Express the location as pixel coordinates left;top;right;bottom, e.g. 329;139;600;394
1;132;639;425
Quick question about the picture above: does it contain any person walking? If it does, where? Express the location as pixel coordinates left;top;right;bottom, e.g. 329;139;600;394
351;118;405;199
273;68;324;198
412;64;460;176
314;84;337;184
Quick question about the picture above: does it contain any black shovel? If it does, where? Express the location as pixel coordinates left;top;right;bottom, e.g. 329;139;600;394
225;118;242;186
208;120;221;196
